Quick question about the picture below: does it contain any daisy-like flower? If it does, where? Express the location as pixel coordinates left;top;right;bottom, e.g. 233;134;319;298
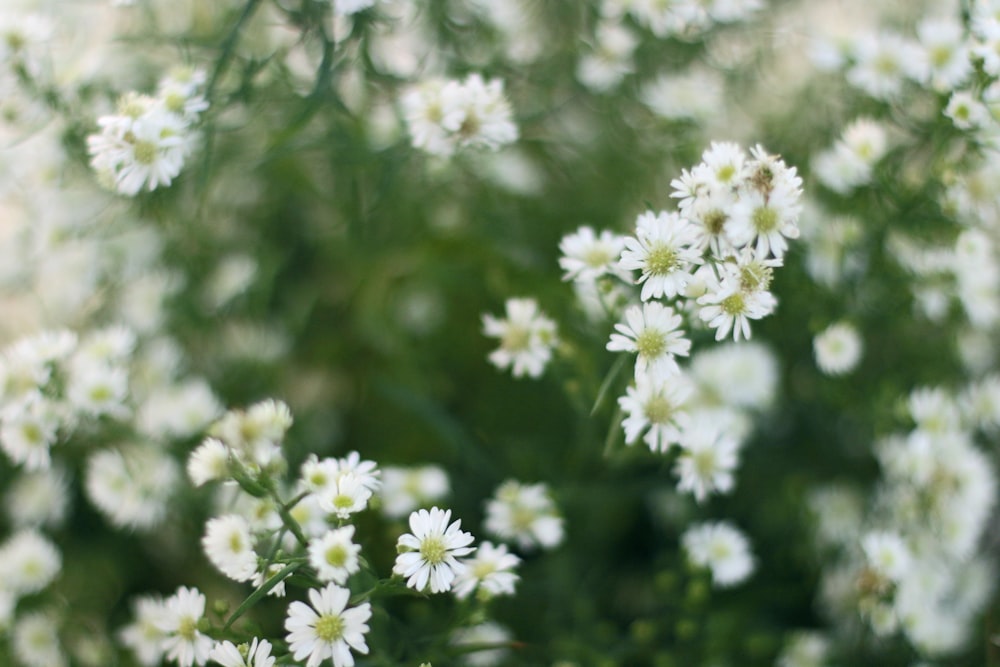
202;515;258;583
1;529;61;596
861;531;911;583
618;372;692;452
697;276;775;342
453;541;521;600
380;465;450;519
558;226;628;283
317;472;373;520
482;298;558;379
209;638;276;667
682;522;755;587
157;587;213;667
0;395;60;470
728;186;801;259
674;418;740;502
619;211;703;301
284;583;372;667
483;480;564;550
309;526;361;584
394;507;475;593
210;399;293;468
119;595;169;667
187;438;230;487
607;301;690;379
813;322;863;375
440;74;518;152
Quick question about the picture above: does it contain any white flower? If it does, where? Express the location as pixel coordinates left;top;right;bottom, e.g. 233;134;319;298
451;622;512;667
188;438;231;486
13;611;66;667
0;395;60;470
379;465;450;519
674;419;740;502
332;451;381;493
945;90;991;130
682;521;755;587
65;359;129;418
483;480;564;550
813;322;863;375
1;529;61;596
690;341;777;410
776;631;830;667
284;583;372;667
619;210;703;301
697;276;775;342
846;32;922;99
453;541;521;600
202;515;258;583
5;466;69;528
641;67;724;122
85;445;179;529
558;226;628;283
728;187;801;259
861;531;911;583
482;298;558;379
119;595;169;667
137;379;223;441
157;587;213;667
211;399;292;468
317;472;373;520
607;301;690;379
394;506;475;593
209;638;276;667
331;0;376;16
309;526;361;584
618;373;692;452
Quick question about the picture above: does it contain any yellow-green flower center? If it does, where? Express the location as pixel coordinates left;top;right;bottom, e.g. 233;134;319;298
178;617;198;641
133;140;157;165
716;164;736;182
721;293;746;316
635;329;666;359
419;536;447;565
752;206;778;234
644;395;673;424
739;263;772;292
229;531;243;553
583;246;613;268
646;243;679;275
325;544;348;568
314;613;345;642
501;325;531;352
704;209;727;235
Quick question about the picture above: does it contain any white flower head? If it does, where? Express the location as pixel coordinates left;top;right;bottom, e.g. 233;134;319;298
813;322;863;375
284;583;372;667
6;466;69;528
0;395;60;470
558;226;628;283
210;399;292;468
379;465;450;519
119;595;169;667
453;541;521;600
682;521;755;587
861;531;911;583
187;437;231;487
674;417;740;502
156;587;213;667
607;301;691;379
394;506;475;593
202;515;258;583
209;638;276;667
318;472;373;520
619;210;703;301
482;297;558;379
697;274;775;342
483;480;564;550
13;611;66;667
618;372;693;452
309;526;361;585
85;445;179;529
1;529;61;596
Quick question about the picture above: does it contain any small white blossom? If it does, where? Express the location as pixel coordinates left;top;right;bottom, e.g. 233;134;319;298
202;515;258;583
285;583;371;667
482;298;558;379
394;506;475;593
682;521;755;587
814;322;863;375
309;526;361;585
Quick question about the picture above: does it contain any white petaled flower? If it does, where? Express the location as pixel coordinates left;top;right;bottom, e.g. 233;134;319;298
439;74;518;152
682;521;755;587
309;526;361;584
394;506;475;593
813;322;863;376
88;102;194;197
66;360;130;418
846;31;922;100
451;622;512;667
915;16;971;91
945;91;991;130
331;0;376;16
0;395;60;470
482;298;558;379
85;445;179;529
284;583;372;667
119;595;169;667
252;563;288;598
674;419;740;502
6;466;70;528
317;472;373;520
558;226;629;283
1;529;61;596
137;378;222;441
619;210;703;301
728;187;801;259
157;587;213;667
453;541;521;600
618;373;692;452
861;531;911;583
483;480;564;550
202;515;258;583
379;465;450;519
332;451;381;494
401;79;453;157
211;398;292;468
188;438;231;487
209;638;276;667
12;611;66;667
697;276;775;342
300;454;341;495
607;302;690;379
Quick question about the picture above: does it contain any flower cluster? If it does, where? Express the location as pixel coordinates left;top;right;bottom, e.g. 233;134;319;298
87;68;207;196
401;73;518;157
